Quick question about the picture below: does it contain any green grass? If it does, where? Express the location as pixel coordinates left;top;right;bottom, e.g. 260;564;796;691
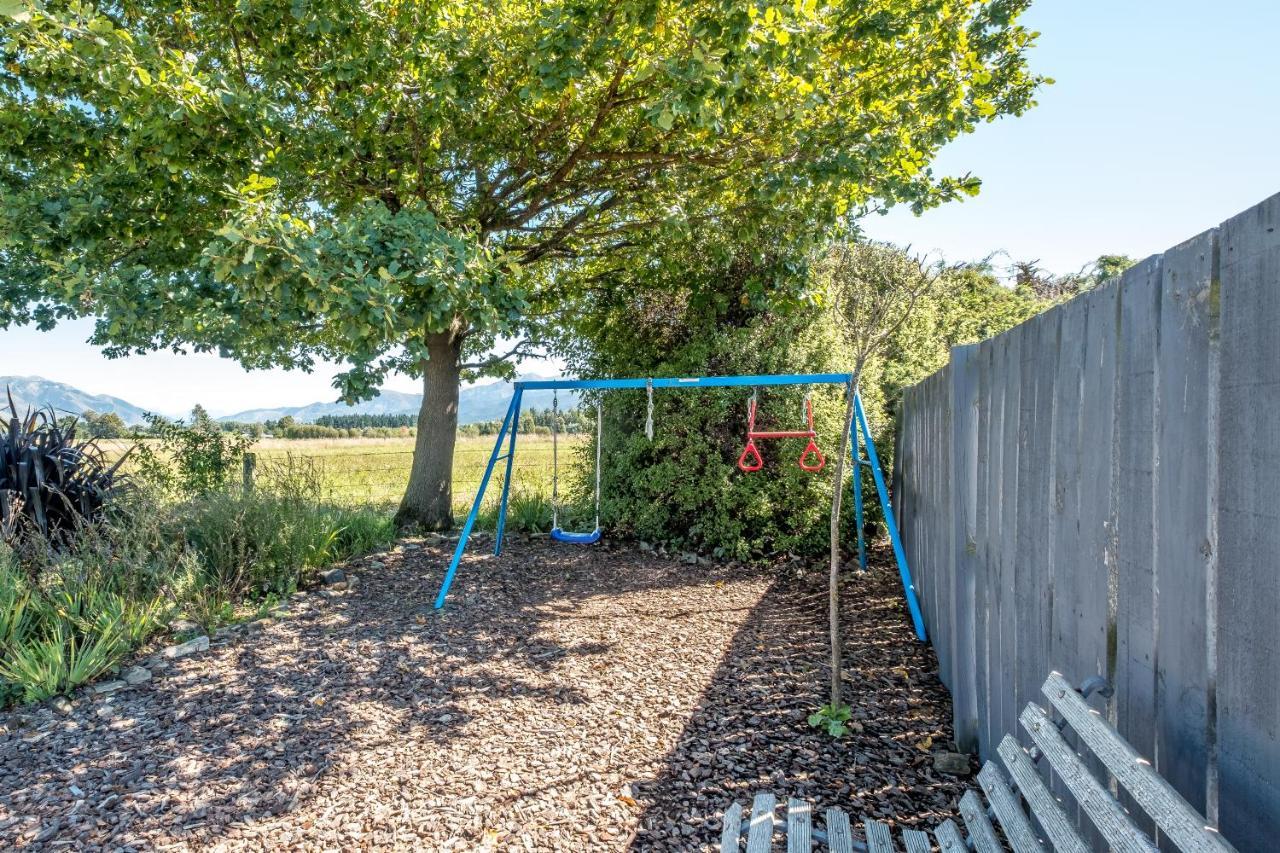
101;433;591;521
246;434;590;514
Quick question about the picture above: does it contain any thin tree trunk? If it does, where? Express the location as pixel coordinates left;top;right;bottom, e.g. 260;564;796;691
394;326;463;531
828;380;859;709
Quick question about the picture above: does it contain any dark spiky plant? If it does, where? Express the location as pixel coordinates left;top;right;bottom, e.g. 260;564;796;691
1;390;132;544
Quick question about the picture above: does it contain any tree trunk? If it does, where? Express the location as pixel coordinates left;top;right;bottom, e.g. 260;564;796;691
394;327;463;531
828;382;859;710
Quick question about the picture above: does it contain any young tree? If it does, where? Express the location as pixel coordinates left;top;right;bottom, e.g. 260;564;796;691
0;1;1042;529
814;240;940;713
189;404;216;432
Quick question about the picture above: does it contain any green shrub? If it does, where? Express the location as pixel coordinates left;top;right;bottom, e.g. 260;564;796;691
174;453;394;600
0;525;171;703
135;413;252;497
566;246;1054;559
508;491;553;533
0;452;395;707
181;491;393;599
578;309;863;560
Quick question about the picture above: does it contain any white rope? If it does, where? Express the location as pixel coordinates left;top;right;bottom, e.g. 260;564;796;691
645;378;654;441
551;389;559;530
594;400;603;528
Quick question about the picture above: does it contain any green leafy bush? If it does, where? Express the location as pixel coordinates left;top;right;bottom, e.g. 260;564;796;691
1;395;131;543
582;309;860;560
134;413;252;497
182;455;395;599
508;491;554;533
566;246;1053;559
0;453;395;707
0;521;172;703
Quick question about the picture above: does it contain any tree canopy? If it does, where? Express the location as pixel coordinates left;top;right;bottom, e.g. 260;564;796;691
3;0;1042;383
0;0;1043;526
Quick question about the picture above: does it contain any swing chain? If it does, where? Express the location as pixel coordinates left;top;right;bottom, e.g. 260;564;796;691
645;378;654;441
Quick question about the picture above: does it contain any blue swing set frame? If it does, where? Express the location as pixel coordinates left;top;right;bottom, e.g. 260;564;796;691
431;373;926;642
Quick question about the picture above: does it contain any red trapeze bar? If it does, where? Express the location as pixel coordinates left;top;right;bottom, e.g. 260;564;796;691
737;398;827;473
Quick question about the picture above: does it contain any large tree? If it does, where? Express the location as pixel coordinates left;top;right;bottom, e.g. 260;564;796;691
0;0;1042;529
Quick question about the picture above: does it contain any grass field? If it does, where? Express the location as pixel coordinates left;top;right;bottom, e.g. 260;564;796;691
255;434;590;510
106;434;590;513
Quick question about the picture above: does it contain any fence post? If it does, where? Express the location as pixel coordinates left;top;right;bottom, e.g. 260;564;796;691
242;452;256;493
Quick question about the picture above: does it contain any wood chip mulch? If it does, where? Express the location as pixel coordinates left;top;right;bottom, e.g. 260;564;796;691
0;538;971;851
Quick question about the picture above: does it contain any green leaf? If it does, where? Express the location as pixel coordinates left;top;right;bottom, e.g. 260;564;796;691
0;0;31;22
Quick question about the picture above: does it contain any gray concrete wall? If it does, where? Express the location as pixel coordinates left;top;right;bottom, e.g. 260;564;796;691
897;192;1280;852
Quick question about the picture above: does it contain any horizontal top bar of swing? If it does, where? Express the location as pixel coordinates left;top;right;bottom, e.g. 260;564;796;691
514;373;855;391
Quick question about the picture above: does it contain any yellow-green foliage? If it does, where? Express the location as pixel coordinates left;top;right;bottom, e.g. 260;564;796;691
574;251;1049;559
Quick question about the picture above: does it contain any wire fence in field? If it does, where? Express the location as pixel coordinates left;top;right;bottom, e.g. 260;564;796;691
249;437;591;513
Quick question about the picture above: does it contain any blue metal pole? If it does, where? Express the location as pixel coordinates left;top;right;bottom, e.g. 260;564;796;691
855;394;926;641
493;388;524;555
851;407;867;573
434;396;517;609
515;373;854;391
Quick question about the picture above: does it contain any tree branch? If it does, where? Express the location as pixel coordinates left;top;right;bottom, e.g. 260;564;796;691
458;339;543;371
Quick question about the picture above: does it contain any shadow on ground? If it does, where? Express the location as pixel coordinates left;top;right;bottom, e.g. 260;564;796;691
628;542;972;850
0;539;968;851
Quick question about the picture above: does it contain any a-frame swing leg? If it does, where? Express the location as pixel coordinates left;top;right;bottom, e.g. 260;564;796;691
851;411;868;573
854;393;927;641
493;387;524;555
434;394;518;609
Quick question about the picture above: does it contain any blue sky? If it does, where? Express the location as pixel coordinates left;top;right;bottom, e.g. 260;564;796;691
6;0;1279;417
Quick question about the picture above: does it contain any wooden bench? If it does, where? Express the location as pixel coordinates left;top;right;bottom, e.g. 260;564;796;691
720;671;1237;852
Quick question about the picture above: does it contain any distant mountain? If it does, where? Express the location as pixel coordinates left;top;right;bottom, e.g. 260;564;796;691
220;375;579;425
0;376;150;425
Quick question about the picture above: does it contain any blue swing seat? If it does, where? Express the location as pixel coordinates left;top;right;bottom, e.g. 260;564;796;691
550;527;602;544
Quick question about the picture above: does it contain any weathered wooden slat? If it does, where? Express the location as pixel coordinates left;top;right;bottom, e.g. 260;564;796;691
786;797;812;853
952;344;982;751
901;827;930;853
973;337;995;759
1014;312;1057;744
1216;193;1280;853
977;761;1046;853
934;819;968;853
1154;232;1217;824
826;807;854;853
996;330;1023;748
960;789;1003;853
1114;257;1162;839
1019;703;1156;853
720;801;743;853
746;793;777;853
863;818;894;853
1041;672;1238;853
997;734;1089;853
